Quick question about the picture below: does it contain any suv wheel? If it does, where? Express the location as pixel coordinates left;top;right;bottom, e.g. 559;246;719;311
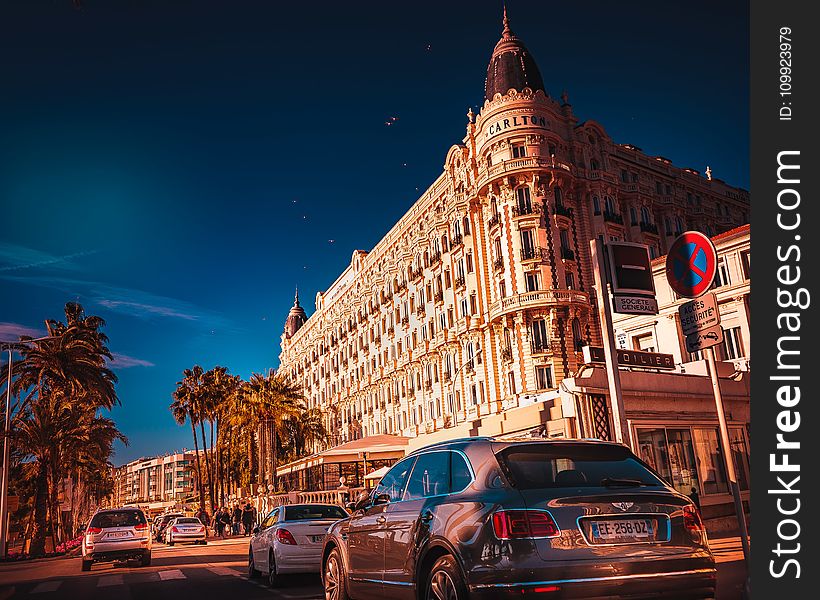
323;547;349;600
426;555;466;600
81;559;92;572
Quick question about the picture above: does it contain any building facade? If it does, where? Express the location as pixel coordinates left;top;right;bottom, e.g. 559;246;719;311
111;452;198;512
277;11;750;450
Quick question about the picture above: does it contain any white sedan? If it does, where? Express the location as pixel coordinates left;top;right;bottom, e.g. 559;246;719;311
166;517;207;546
248;503;348;587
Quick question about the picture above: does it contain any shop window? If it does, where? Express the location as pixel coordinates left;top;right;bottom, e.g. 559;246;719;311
729;428;751;491
693;427;728;495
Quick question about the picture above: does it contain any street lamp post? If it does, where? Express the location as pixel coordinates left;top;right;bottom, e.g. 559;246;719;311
1;337;51;559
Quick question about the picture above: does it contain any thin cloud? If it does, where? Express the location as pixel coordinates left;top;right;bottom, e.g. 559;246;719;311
108;353;155;369
0;322;45;340
0;243;97;272
97;299;199;321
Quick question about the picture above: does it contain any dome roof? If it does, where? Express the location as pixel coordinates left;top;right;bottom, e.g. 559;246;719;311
484;8;546;101
284;289;307;339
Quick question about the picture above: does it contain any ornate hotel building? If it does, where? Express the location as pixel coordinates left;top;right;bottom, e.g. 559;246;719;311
278;11;750;448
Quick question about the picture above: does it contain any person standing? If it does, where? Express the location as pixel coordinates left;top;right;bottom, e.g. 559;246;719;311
213;507;224;537
196;507;211;538
219;507;232;537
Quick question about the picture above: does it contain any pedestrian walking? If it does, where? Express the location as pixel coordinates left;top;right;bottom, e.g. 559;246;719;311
242;502;255;536
219;507;232;537
232;504;242;536
213;507;224;537
196;507;211;538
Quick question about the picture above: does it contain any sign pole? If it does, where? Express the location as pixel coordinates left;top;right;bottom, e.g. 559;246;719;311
705;347;751;568
589;239;629;446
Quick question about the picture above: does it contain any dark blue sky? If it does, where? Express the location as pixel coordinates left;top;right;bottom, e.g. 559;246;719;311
0;1;749;464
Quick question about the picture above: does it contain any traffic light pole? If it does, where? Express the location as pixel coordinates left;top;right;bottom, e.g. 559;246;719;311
589;239;630;446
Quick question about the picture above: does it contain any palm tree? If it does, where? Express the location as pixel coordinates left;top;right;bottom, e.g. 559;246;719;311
246;371;302;491
170;366;207;510
11;302;123;557
283;407;327;459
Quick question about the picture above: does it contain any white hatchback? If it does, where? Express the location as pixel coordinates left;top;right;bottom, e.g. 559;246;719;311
248;503;348;587
166;517;207;546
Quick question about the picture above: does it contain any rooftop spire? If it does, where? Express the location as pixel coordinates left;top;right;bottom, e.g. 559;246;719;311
502;4;512;38
294;286;300;306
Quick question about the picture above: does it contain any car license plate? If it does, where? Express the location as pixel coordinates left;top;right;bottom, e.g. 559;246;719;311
310;534;325;543
107;531;129;539
590;519;654;542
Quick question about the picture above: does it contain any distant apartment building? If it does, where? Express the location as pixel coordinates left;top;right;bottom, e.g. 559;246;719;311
111;452;198;512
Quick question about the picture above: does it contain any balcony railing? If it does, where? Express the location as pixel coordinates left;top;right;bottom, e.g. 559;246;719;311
401;316;409;326
501;346;513;362
434;291;444;304
451;233;463;248
554;203;573;218
454;274;466;289
488;213;501;229
603;210;624;225
512;204;540;218
489;289;590;321
416;306;426;317
430;251;442;265
531;342;551;354
640;221;659;234
493;256;505;271
560;247;575;261
520;247;546;262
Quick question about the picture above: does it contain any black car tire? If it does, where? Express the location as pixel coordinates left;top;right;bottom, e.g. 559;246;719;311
81;559;92;572
268;551;280;587
426;555;467;600
140;552;151;567
248;550;261;579
323;547;349;600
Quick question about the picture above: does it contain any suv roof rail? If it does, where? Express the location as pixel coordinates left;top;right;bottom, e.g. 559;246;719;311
408;436;496;455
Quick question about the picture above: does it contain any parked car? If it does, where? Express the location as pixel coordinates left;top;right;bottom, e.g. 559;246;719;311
320;437;716;600
249;503;349;587
166;516;207;546
154;512;184;543
81;507;152;571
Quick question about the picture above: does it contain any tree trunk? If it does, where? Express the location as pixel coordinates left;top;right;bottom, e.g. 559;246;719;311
29;461;49;557
248;429;258;488
199;420;215;510
190;420;206;510
271;419;278;492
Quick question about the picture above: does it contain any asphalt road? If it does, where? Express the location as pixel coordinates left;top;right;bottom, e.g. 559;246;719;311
0;535;747;599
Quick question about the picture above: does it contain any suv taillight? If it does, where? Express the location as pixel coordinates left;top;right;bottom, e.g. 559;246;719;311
276;529;297;545
134;523;148;531
87;527;102;534
492;510;560;539
171;526;180;533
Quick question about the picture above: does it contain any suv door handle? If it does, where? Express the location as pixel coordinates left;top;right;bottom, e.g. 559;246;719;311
376;516;386;524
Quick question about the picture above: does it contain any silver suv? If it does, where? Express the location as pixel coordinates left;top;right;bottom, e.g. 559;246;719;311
82;507;152;571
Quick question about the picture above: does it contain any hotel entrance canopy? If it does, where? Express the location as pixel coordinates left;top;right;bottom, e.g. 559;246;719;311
276;434;410;492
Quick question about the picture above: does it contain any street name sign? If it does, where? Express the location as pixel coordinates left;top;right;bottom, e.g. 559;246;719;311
679;292;720;336
665;231;717;298
582;345;676;370
685;325;725;353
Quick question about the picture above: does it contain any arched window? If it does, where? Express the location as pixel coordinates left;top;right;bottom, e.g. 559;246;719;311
490;198;498;216
515;187;532;212
453;219;462;238
441;234;448;252
675;217;684;235
463;216;471;236
641;206;652;224
629;207;638;226
604;196;615;214
593;195;601;214
590;158;599;170
554;187;563;204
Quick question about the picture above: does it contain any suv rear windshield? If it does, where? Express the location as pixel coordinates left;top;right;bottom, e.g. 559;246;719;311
90;510;146;529
175;518;201;524
496;443;665;489
283;505;347;521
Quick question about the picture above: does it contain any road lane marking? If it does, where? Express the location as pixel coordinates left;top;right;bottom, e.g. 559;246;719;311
97;574;124;587
207;566;242;577
158;569;186;581
30;581;61;593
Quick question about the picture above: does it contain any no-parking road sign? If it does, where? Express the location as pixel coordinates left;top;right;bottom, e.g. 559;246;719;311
665;231;718;298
